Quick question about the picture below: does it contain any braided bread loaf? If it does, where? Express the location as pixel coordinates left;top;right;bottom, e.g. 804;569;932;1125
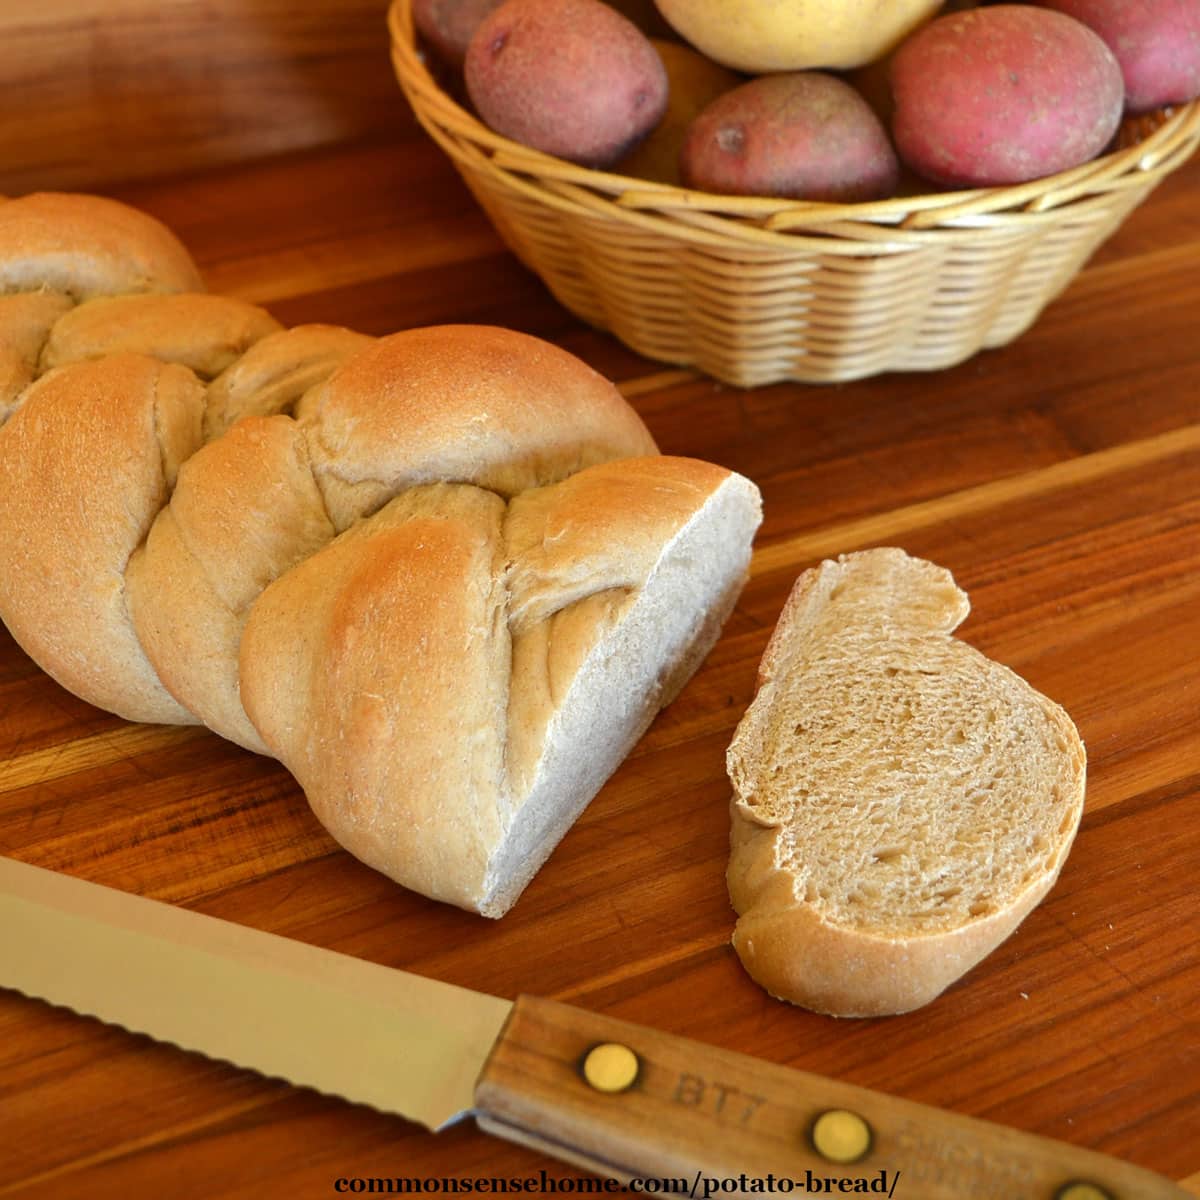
0;193;762;916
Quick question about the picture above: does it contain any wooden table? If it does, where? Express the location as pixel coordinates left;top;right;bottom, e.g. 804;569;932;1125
2;96;1199;1200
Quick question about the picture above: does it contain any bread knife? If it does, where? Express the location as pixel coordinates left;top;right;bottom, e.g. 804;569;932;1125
0;856;1186;1199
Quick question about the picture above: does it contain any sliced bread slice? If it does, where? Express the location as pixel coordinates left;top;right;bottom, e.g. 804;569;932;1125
726;547;1087;1016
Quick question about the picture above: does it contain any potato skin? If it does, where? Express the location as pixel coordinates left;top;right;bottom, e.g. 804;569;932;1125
653;0;943;73
891;5;1125;187
1039;0;1200;113
413;0;507;65
464;0;668;168
679;73;900;202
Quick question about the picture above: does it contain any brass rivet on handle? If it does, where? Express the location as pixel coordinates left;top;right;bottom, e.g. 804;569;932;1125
1054;1183;1114;1200
810;1109;873;1164
581;1042;640;1094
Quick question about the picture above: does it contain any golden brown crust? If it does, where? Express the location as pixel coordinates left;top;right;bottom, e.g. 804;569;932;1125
125;334;663;759
297;325;658;529
126;415;335;752
235;460;760;914
41;293;282;378
203;324;374;438
0;192;761;918
0;192;203;298
0;292;74;423
505;455;734;632
0;353;205;724
239;486;511;910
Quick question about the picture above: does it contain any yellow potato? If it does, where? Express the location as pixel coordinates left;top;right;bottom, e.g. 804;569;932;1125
652;0;944;72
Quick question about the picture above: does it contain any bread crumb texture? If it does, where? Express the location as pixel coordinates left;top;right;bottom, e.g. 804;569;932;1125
726;548;1086;1016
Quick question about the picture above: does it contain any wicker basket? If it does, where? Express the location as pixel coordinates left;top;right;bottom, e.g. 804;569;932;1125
388;0;1200;387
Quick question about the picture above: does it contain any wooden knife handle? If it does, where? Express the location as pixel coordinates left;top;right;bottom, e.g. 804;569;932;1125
475;995;1185;1199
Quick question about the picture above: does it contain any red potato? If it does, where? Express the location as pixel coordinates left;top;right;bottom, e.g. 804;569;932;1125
679;73;900;202
891;5;1125;187
464;0;668;168
1039;0;1200;113
413;0;506;65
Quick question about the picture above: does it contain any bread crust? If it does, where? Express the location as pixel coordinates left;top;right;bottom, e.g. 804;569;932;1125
0;293;74;422
0;353;206;724
240;486;512;911
296;324;659;528
235;459;761;915
727;549;1087;1016
125;326;662;752
0;192;203;298
126;413;335;752
203;324;374;438
0;192;763;916
41;293;282;379
729;801;1064;1017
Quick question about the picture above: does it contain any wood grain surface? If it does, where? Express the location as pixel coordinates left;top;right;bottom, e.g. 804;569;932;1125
0;1;405;193
1;83;1199;1200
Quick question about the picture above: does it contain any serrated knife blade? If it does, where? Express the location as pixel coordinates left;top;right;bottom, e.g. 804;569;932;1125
2;854;507;1131
0;856;1189;1199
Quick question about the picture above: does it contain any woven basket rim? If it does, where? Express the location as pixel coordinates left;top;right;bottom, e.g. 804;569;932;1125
388;0;1200;245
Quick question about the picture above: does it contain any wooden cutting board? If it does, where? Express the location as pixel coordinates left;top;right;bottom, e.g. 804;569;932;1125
1;131;1198;1198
